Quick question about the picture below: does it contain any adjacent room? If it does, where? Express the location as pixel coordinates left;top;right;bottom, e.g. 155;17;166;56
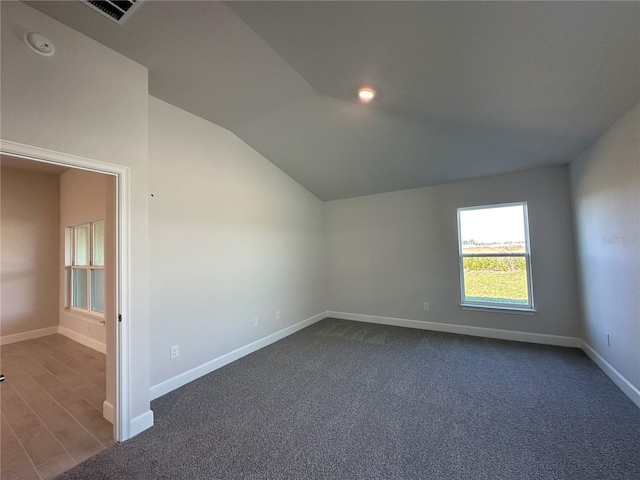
1;155;116;478
1;1;638;479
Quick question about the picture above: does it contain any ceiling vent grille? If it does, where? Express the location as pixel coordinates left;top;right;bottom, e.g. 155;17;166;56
81;0;142;25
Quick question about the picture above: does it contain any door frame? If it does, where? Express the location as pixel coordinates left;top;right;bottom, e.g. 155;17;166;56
1;139;132;441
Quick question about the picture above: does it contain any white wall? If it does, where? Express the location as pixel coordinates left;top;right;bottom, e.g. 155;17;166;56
59;169;115;351
1;1;151;432
570;102;640;389
148;97;326;388
1;167;60;337
326;166;580;337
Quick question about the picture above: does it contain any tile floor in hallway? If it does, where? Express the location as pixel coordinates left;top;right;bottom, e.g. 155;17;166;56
0;334;113;480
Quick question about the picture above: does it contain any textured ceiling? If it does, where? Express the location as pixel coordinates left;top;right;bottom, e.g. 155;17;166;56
26;1;640;200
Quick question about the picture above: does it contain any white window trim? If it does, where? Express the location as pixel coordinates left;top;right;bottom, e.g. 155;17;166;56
63;308;106;326
67;220;105;317
457;201;535;313
460;304;536;315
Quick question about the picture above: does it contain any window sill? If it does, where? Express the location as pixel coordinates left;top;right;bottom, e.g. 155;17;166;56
460;304;536;316
63;309;106;326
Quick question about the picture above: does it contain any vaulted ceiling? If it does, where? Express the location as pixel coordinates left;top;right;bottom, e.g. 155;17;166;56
27;1;640;200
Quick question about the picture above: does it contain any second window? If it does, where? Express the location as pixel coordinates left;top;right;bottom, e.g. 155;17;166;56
68;220;105;315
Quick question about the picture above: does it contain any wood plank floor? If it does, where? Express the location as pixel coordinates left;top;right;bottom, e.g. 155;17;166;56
0;334;113;480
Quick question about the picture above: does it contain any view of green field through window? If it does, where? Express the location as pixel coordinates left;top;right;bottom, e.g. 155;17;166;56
459;204;530;306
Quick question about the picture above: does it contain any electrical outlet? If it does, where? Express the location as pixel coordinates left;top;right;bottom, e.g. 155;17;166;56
253;316;259;327
423;302;429;311
276;311;281;320
170;345;179;359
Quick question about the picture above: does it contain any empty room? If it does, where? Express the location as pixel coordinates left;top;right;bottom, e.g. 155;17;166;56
0;1;638;479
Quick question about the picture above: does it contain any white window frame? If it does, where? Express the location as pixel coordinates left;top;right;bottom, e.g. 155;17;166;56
457;201;535;313
66;220;105;318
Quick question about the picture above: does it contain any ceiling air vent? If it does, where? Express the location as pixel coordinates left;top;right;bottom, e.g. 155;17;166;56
81;0;143;25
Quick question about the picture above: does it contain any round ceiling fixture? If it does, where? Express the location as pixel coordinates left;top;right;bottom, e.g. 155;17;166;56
357;87;376;102
24;32;55;56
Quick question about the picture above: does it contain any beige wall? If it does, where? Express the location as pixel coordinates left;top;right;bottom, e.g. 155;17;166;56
1;167;60;337
59;169;115;350
570;102;640;389
1;1;151;432
325;166;580;337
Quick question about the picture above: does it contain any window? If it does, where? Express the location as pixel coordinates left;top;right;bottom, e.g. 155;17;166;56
66;220;105;315
457;202;534;311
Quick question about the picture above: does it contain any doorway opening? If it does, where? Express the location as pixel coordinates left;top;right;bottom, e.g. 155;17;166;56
0;141;131;478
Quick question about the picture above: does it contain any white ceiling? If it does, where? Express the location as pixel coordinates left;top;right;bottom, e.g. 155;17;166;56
26;1;640;200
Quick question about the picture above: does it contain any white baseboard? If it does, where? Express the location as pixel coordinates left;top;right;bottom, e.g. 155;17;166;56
327;311;582;348
150;311;328;400
103;400;114;424
58;326;106;354
0;326;59;345
580;340;640;408
129;410;154;438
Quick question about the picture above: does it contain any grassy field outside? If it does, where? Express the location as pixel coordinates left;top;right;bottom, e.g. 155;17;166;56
461;243;530;304
463;270;528;304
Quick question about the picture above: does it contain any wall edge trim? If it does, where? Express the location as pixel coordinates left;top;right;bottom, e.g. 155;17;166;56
581;340;640;408
129;410;154;438
327;311;582;348
149;311;328;400
103;400;115;424
0;326;59;345
58;326;106;354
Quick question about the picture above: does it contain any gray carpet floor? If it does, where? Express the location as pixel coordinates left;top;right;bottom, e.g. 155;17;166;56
57;318;640;479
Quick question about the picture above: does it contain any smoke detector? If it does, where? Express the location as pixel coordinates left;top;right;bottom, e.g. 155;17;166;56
24;32;55;56
81;0;143;25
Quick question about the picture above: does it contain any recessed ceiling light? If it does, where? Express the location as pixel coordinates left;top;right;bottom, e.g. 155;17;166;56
358;87;376;102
